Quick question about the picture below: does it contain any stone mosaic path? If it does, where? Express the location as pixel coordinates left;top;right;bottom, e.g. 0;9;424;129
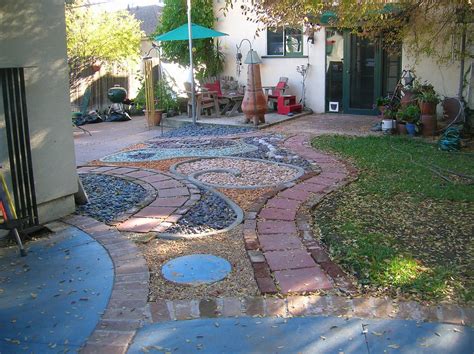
243;134;356;294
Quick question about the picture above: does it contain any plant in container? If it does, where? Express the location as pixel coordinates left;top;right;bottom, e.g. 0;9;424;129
403;105;420;136
375;96;391;115
417;90;440;115
395;109;407;135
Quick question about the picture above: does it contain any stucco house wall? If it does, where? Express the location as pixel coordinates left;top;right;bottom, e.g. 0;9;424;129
214;1;472;114
214;0;326;113
403;49;473;109
0;0;78;224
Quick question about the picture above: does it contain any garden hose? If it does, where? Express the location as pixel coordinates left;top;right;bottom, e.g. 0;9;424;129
438;126;462;152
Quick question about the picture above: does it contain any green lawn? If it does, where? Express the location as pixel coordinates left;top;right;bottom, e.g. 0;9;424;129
311;135;474;303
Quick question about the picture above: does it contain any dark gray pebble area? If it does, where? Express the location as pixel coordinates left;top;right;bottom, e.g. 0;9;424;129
147;139;235;149
76;174;148;223
165;189;237;235
238;136;314;170
160;125;255;138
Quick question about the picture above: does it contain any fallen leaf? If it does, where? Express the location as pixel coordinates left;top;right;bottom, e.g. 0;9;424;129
388;344;400;349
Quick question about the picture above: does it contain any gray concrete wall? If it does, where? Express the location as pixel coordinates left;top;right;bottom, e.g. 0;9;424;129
0;0;77;223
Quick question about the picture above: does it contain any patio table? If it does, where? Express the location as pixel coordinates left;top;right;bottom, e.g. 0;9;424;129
220;93;244;117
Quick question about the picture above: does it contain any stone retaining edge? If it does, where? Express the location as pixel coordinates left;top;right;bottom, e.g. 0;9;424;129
148;295;473;327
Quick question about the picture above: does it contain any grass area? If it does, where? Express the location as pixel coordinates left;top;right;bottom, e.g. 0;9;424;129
311;135;474;303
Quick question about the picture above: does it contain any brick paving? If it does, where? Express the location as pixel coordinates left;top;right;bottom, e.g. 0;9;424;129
77;165;201;234
241;134;356;294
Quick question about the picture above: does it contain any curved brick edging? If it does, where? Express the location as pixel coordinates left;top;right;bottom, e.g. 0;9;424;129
77;165;201;235
62;214;150;354
148;295;473;327
241;134;359;294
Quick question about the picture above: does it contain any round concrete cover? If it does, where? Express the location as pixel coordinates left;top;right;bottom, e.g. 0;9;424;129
162;254;231;285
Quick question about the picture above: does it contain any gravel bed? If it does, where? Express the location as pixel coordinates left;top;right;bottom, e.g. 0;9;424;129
100;140;257;163
177;158;300;187
238;135;314;170
165;189;237;235
76;174;148;223
218;188;274;211
160;125;255;138
146;139;235;149
137;225;259;300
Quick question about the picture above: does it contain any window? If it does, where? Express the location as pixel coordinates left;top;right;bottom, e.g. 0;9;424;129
267;27;303;57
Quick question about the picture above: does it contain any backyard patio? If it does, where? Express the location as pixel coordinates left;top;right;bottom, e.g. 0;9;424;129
2;112;473;352
1;0;473;351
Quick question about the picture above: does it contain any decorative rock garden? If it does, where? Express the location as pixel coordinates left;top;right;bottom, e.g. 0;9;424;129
162;188;239;237
76;174;149;222
100;139;258;163
160;124;255;138
78;129;342;300
174;157;304;189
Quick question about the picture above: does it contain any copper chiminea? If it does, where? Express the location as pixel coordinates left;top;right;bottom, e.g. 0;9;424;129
237;40;267;125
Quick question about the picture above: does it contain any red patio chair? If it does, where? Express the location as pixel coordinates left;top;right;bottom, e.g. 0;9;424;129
263;77;289;110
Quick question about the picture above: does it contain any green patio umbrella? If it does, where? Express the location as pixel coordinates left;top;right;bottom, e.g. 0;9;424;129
154;12;228;125
155;23;228;42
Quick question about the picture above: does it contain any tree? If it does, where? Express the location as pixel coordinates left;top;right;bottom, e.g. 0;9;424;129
154;0;224;80
66;0;143;87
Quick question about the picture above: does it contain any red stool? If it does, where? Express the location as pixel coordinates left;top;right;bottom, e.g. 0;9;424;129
277;95;302;115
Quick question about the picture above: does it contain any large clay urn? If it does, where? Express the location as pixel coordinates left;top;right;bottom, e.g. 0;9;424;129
241;50;267;125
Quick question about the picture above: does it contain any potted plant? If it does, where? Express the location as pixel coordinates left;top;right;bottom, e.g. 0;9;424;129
154;77;178;118
404;104;420;136
418;90;440;115
395;109;407;135
375;96;390;115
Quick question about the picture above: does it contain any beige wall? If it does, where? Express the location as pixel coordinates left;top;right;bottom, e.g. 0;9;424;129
214;0;326;113
403;52;474;109
0;0;77;223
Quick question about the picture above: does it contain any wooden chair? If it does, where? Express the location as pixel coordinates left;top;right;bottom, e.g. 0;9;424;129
184;82;220;119
263;77;289;110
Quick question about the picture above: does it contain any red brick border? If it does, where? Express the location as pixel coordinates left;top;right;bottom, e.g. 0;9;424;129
148;295;473;327
242;134;358;294
62;215;150;353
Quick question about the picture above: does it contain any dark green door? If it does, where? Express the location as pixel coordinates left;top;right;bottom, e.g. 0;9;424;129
342;32;382;115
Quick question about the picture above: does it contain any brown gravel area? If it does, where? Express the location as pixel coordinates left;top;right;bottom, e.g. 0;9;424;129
219;188;274;211
120;143;149;151
88;158;192;172
134;225;259;300
177;158;300;187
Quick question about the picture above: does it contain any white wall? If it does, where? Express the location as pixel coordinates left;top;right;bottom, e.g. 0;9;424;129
0;0;77;223
214;0;326;113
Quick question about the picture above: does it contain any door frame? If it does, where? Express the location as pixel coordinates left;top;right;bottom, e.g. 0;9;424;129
342;31;382;115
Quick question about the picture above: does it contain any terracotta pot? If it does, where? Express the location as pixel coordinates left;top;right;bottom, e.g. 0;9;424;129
147;109;163;127
421;114;437;137
396;122;407;135
241;64;267;125
400;91;416;108
378;105;386;116
419;101;436;115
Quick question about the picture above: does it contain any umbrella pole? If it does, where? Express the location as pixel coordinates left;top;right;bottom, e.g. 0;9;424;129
187;0;196;125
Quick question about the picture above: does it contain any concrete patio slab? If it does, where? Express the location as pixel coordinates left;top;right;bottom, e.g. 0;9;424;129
129;316;474;353
0;226;113;353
